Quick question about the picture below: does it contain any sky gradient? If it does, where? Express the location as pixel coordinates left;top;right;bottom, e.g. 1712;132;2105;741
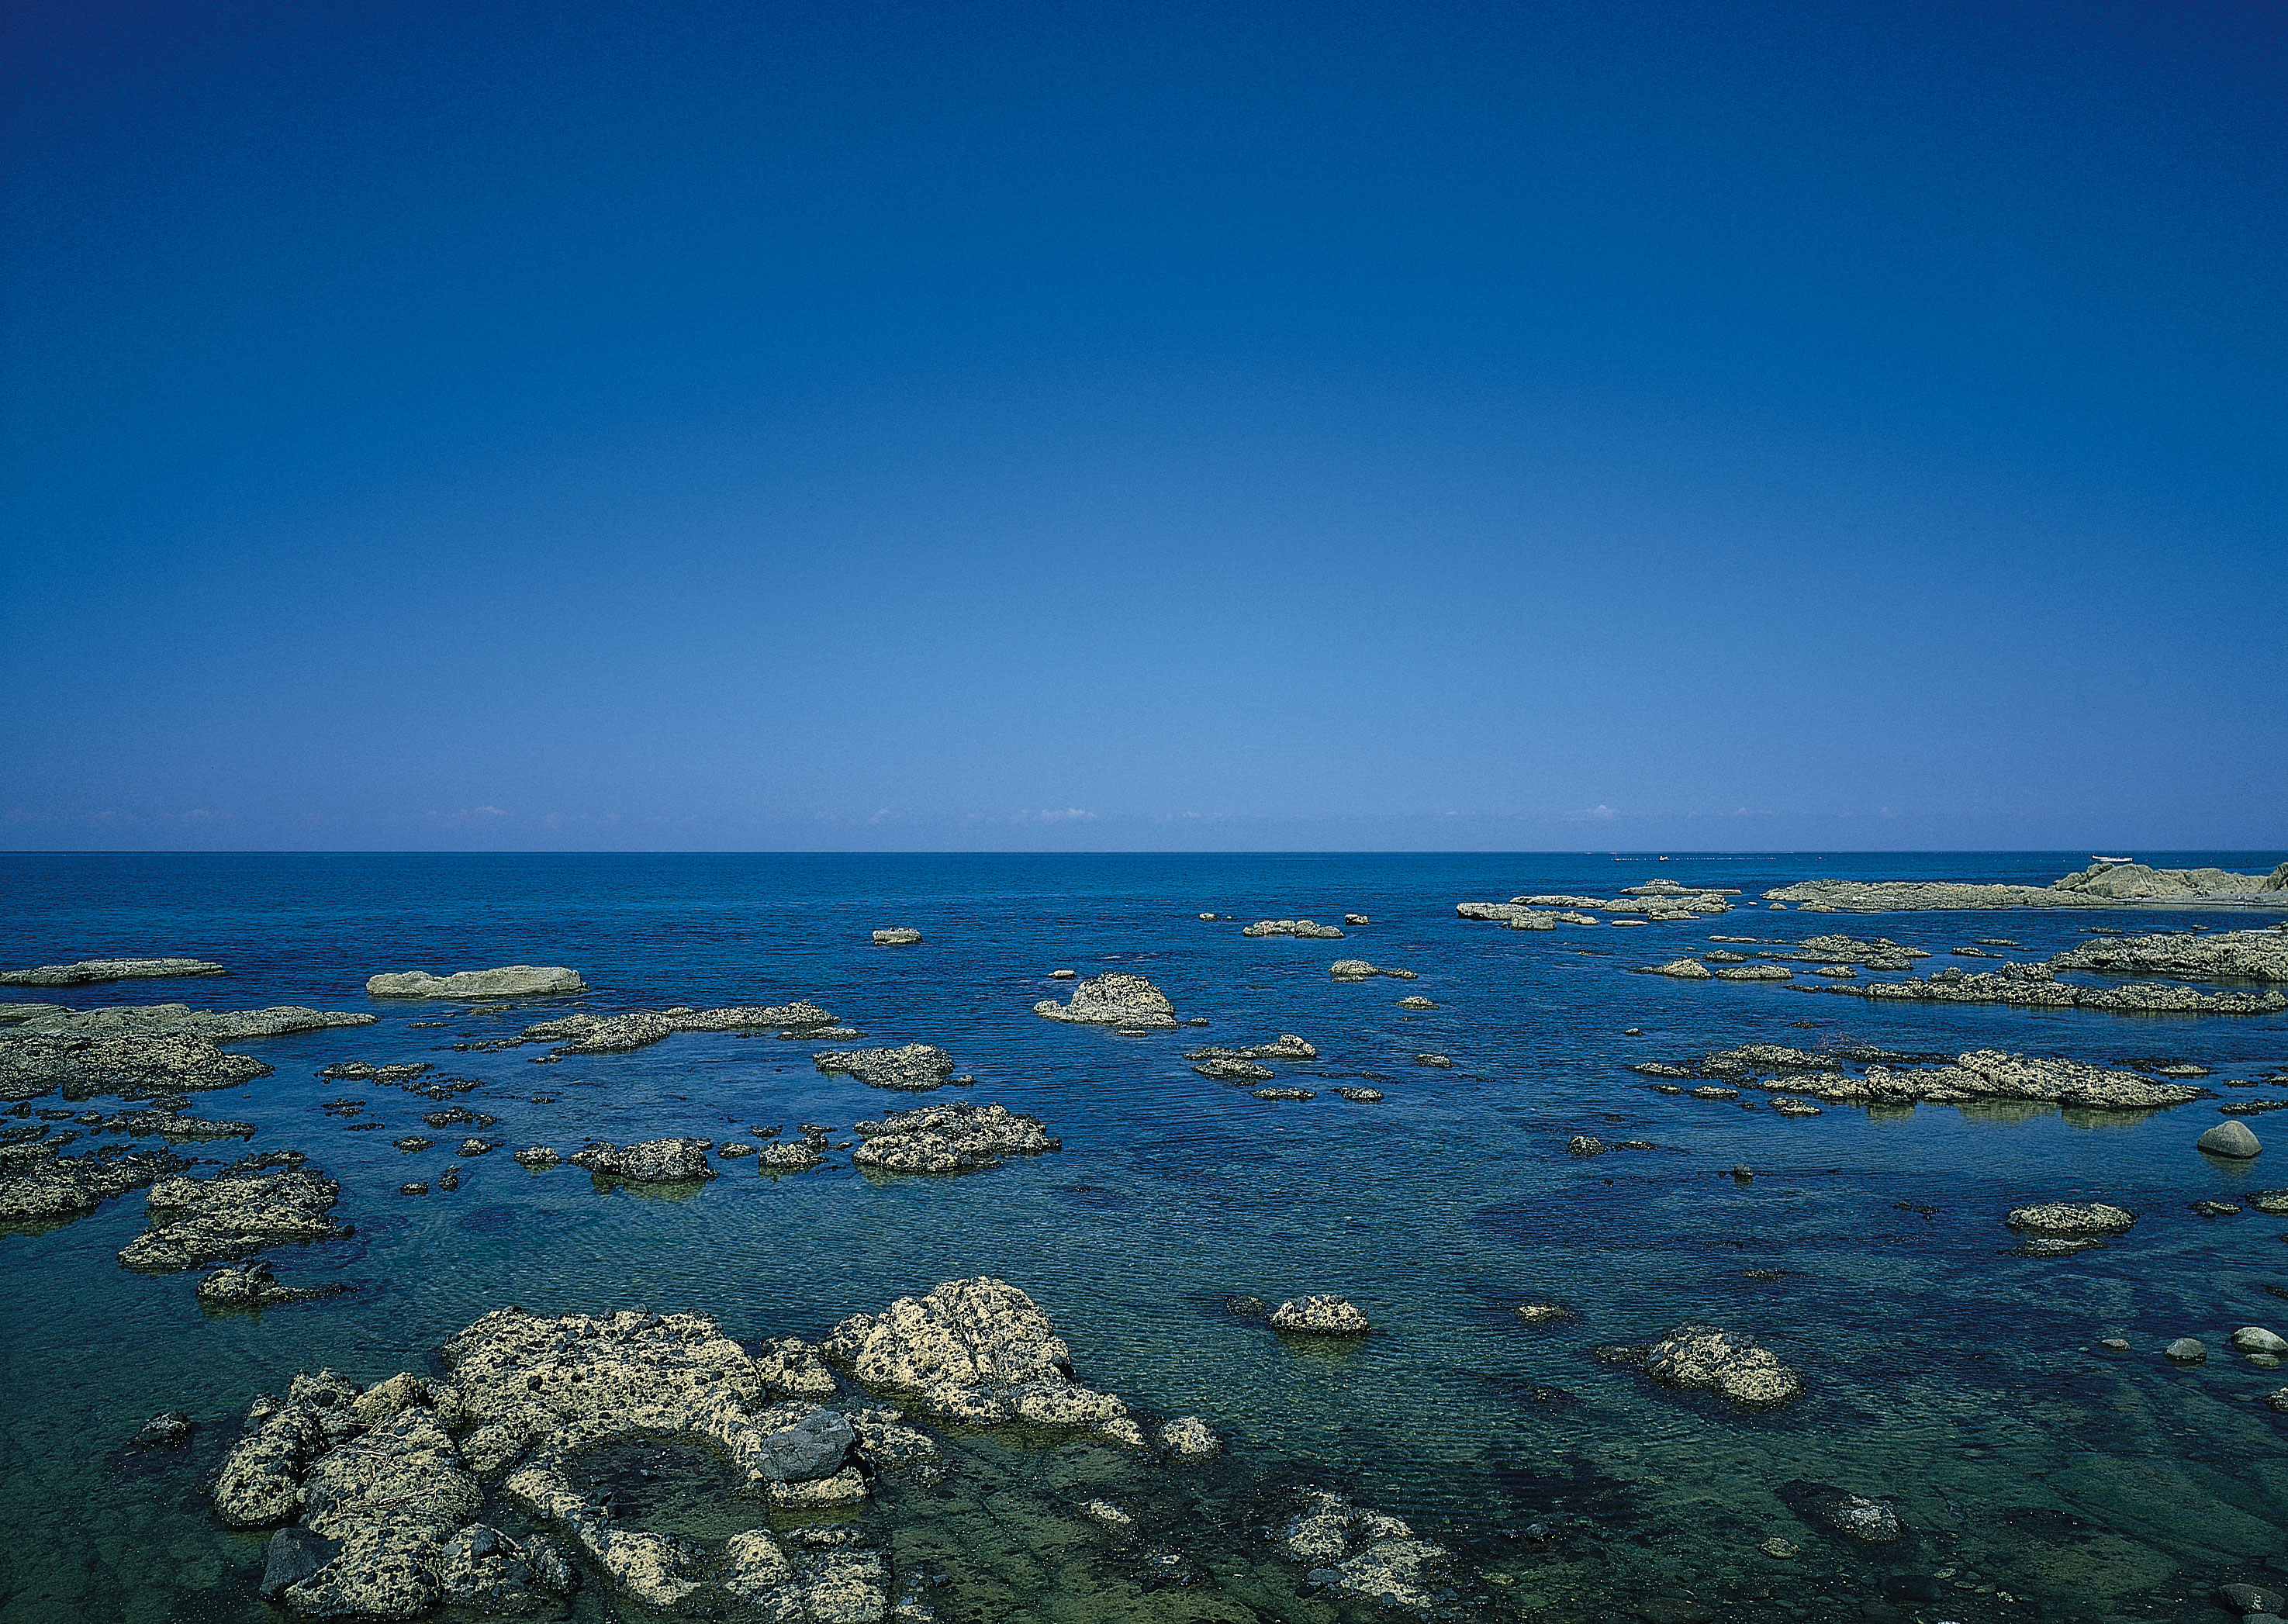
4;2;2283;852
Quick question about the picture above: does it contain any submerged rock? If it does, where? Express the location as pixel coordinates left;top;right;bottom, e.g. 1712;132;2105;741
568;1139;715;1182
365;966;587;998
1784;1481;1904;1544
1270;1295;1369;1335
0;957;226;986
119;1163;346;1271
851;1102;1059;1173
813;1044;960;1093
1033;971;1178;1029
1644;1325;1802;1406
1281;1489;1450;1609
133;1410;192;1450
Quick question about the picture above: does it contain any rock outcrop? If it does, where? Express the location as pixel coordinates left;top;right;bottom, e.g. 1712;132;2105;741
1033;972;1178;1029
1649;1045;2210;1112
0;1140;188;1223
2049;928;2288;983
1270;1295;1369;1335
365;966;588;999
0;1006;376;1103
1634;959;1713;980
1243;919;1345;938
0;958;226;986
1329;960;1417;980
119;1162;347;1271
872;928;923;945
1765;862;2288;913
1456;903;1557;930
813;1044;960;1092
196;1259;347;1310
568;1139;716;1182
1643;1325;1802;1406
1803;960;2286;1015
851;1103;1059;1172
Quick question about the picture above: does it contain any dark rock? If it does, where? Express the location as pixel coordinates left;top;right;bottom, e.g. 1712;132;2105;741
258;1528;343;1599
133;1410;192;1449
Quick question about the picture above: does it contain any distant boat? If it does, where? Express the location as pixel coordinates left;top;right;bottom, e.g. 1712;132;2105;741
2092;856;2133;866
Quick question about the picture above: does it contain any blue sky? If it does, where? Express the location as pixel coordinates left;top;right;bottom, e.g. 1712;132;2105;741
3;2;2282;852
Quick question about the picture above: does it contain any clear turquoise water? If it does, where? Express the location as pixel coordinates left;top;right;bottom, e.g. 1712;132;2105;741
3;852;2286;1624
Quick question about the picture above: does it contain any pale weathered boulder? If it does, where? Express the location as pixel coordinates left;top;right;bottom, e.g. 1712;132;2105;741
1644;1325;1802;1406
1270;1295;1369;1335
1032;972;1177;1028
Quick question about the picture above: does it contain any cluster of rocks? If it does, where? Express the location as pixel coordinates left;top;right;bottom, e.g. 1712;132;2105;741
1329;960;1416;980
1633;958;1794;982
196;1259;347;1310
813;1043;966;1092
1033;972;1177;1029
1242;919;1346;938
0;957;226;986
851;1103;1059;1173
1;1004;376;1104
1459;882;1737;929
119;1156;347;1272
365;966;588;998
1636;1045;2211;1113
1282;1490;1450;1608
206;1277;1237;1620
1186;1034;1316;1082
1763;860;2288;913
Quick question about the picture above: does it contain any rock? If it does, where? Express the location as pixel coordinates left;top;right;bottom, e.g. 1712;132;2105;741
2232;1327;2288;1356
1644;1325;1802;1406
569;1138;716;1182
873;928;923;945
1397;996;1435;1009
1243;919;1345;938
851;1101;1059;1173
759;1141;824;1171
1456;902;1557;930
823;1277;1135;1439
1049;969;1075;979
1157;1416;1218;1460
1080;1498;1135;1532
813;1044;960;1092
1764;865;2288;912
257;1527;344;1601
2200;1120;2263;1159
0;1142;189;1223
1280;1490;1449;1609
1675;1047;2212;1112
196;1260;346;1310
1414;1052;1451;1067
2223;1583;2288;1615
1785;1482;1904;1544
400;1182;429;1195
1516;1301;1576;1323
2051;928;2288;983
1761;1536;1799;1558
1187;1034;1317;1063
1251;1087;1315;1101
2269;1389;2288;1412
436;1523;580;1613
1225;1294;1268;1318
2005;1202;2135;1237
1805;959;2286;1015
1713;965;1793;981
393;1135;433;1152
1192;1056;1274;1081
2165;1338;2207;1363
1336;1087;1384;1102
1567;1135;1608;1157
1343;914;1370;925
2191;1199;2241;1217
119;1163;345;1271
1033;972;1177;1028
1636;959;1713;980
513;1145;559;1167
0;958;226;986
133;1410;192;1449
1329;960;1416;980
213;1369;365;1528
458;1137;490;1156
1270;1295;1368;1335
365;966;587;998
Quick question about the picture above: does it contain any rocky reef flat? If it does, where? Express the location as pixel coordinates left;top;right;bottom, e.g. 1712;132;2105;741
0;1004;375;1104
1636;1044;2213;1111
0;957;226;986
1764;860;2288;913
366;966;589;998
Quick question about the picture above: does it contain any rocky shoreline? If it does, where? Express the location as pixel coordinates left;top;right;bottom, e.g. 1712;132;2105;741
1763;860;2288;913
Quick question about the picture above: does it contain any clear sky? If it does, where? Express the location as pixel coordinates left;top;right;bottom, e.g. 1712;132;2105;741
3;2;2282;852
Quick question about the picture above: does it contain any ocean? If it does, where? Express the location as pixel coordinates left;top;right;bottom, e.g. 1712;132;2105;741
2;850;2284;1624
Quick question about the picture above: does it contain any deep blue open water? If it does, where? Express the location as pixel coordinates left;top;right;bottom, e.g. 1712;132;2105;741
3;852;2285;1624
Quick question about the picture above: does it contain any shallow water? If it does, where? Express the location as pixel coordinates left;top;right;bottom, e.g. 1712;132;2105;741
3;851;2286;1624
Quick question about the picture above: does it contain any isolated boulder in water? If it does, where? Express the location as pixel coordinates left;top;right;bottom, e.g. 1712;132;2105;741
2198;1120;2262;1159
568;1139;716;1182
1270;1295;1370;1335
1032;973;1177;1029
365;966;587;998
